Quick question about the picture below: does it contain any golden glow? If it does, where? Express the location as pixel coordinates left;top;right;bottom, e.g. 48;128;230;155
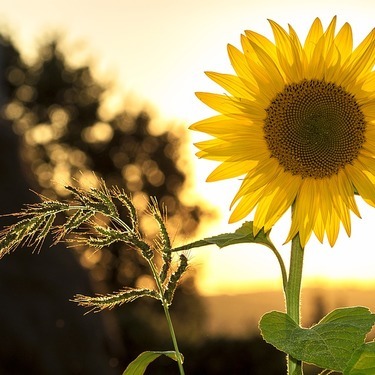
194;198;375;296
3;1;375;295
81;122;114;143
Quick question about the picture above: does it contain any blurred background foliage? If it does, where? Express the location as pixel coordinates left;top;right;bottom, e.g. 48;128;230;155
0;31;301;374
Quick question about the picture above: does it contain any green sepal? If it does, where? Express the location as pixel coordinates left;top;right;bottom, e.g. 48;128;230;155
122;350;183;375
172;221;274;252
259;307;375;372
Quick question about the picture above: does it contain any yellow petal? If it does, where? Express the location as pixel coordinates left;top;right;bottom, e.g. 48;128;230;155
349;27;375;67
326;209;340;247
313;210;325;243
304;18;323;59
229;188;265;222
244;30;278;63
230;159;280;205
257;172;301;232
268;20;294;65
328;176;351;236
227;44;255;83
346;163;375;207
195;92;265;120
207;160;256;181
336;170;360;217
249;41;285;92
189;115;251;136
334;22;353;63
205;71;256;99
323;16;337;50
287;24;304;81
362;71;375;91
340;40;375;87
293;179;318;246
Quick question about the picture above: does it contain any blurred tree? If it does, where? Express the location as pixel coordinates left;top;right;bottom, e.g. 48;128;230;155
0;34;119;375
1;35;212;370
309;294;328;326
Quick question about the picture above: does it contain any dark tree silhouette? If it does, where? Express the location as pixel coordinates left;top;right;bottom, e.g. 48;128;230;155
0;34;211;371
0;34;120;375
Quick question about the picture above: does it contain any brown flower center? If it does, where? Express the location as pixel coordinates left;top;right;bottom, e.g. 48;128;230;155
264;79;366;179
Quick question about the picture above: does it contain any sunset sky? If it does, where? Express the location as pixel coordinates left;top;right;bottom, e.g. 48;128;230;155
2;0;375;295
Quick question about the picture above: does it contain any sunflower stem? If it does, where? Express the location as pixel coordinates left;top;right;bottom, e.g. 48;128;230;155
285;232;304;375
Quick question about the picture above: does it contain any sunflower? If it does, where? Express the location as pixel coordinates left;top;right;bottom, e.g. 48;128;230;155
191;17;375;247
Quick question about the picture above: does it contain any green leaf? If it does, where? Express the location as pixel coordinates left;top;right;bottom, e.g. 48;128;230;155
344;342;375;374
172;221;274;252
122;351;183;375
259;307;375;372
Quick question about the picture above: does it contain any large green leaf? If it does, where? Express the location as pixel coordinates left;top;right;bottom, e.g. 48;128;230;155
344;342;375;374
259;307;375;372
172;221;274;252
122;351;183;375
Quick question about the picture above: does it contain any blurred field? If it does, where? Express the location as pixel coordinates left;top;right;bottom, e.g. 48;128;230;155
203;287;375;338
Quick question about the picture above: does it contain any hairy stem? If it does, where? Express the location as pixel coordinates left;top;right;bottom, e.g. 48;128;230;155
286;232;304;375
147;259;185;375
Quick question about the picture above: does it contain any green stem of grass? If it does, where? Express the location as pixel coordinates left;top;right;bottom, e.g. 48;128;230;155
101;208;184;374
147;259;185;375
285;232;304;375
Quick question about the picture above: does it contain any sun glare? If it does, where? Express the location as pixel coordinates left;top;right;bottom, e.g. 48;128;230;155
2;0;375;296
